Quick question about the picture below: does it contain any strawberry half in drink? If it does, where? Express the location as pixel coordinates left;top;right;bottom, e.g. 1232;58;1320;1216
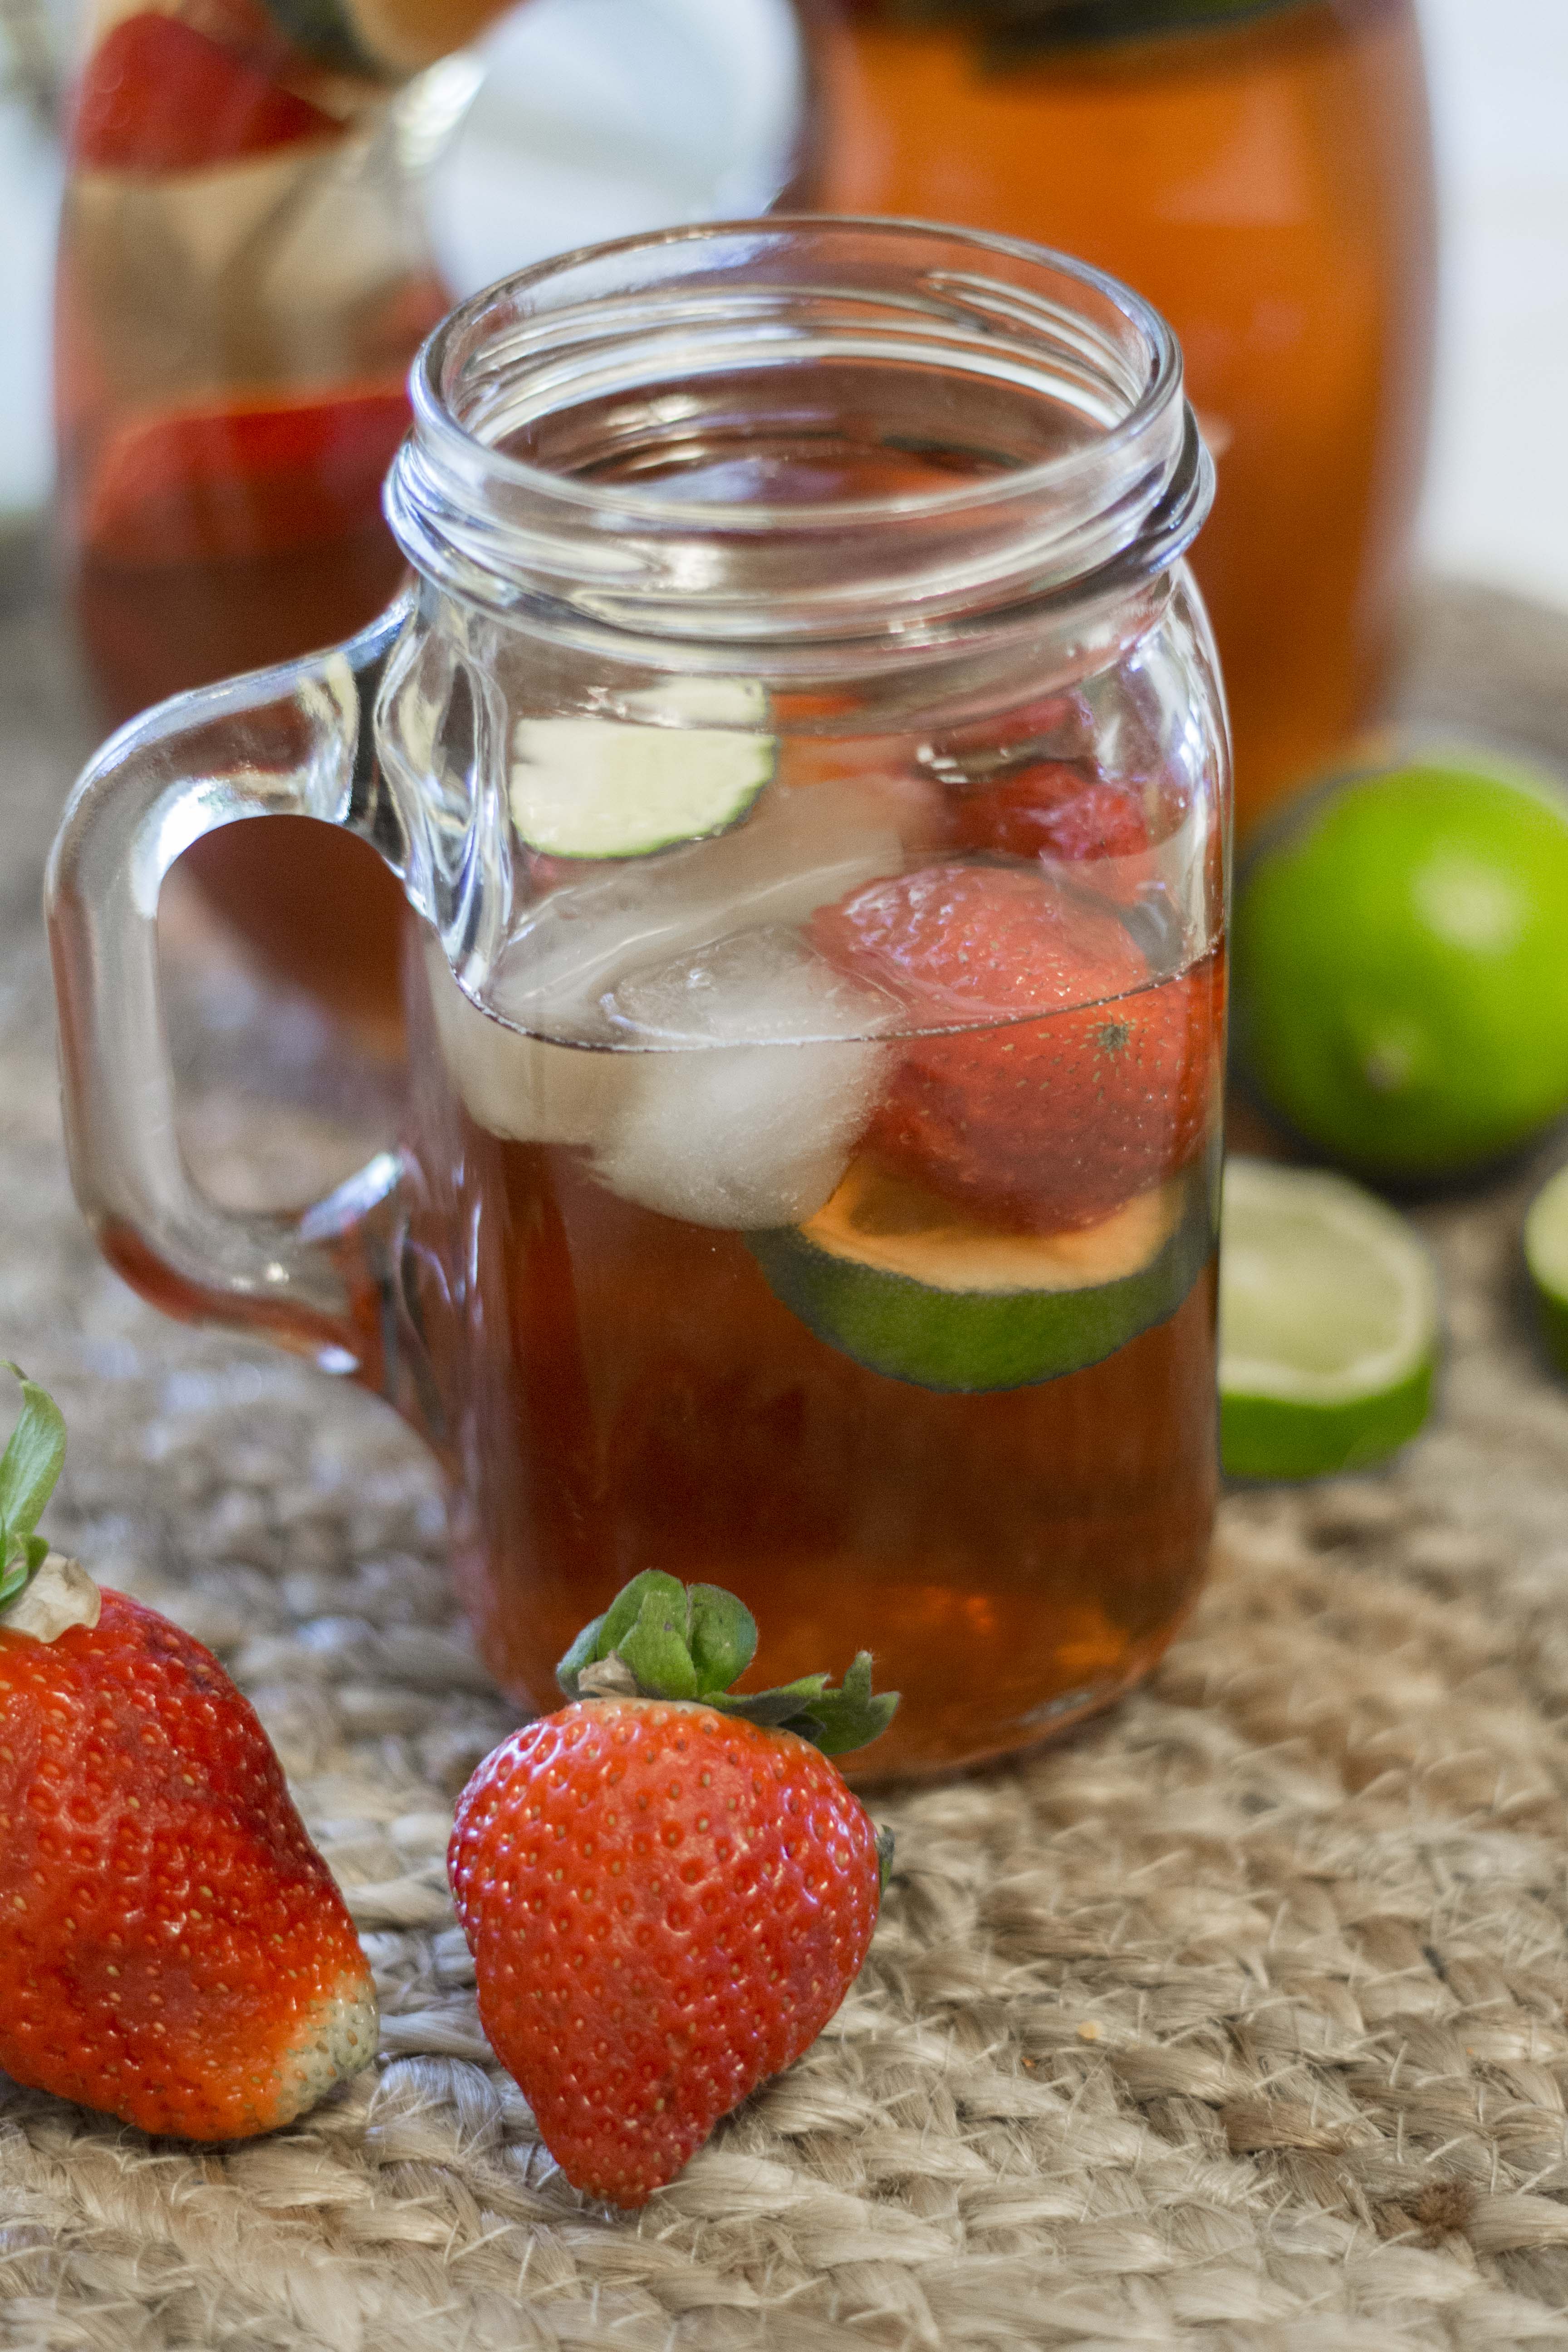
810;862;1215;1234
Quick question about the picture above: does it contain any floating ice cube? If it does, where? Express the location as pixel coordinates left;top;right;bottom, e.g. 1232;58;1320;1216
485;781;902;1044
426;938;632;1145
587;926;895;1226
429;920;894;1225
603;924;899;1045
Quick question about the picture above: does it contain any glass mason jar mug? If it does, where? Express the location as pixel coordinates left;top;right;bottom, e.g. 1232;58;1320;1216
48;221;1229;1780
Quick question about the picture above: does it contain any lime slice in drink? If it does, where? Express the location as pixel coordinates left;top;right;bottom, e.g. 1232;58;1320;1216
1219;1157;1440;1480
748;1159;1211;1393
511;682;774;860
1524;1162;1568;1377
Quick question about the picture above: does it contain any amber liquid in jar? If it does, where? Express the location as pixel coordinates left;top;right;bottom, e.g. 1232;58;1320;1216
387;399;1224;1779
820;0;1436;829
428;1125;1219;1781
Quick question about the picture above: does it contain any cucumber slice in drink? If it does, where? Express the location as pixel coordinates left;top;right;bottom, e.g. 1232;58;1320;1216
1219;1157;1440;1481
748;1161;1210;1393
511;683;774;860
1524;1162;1568;1377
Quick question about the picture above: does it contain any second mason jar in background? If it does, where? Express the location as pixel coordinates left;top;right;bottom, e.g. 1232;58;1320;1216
823;0;1437;831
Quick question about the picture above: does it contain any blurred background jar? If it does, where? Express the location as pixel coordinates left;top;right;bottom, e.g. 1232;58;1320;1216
42;0;1436;1022
818;0;1438;836
49;0;828;1040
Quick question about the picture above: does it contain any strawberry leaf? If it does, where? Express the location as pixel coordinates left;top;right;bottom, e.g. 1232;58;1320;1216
555;1573;898;1757
557;1571;686;1699
686;1585;757;1694
617;1587;700;1701
0;1364;65;1585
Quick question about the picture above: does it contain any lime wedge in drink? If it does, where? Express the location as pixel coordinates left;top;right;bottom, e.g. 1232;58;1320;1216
1524;1163;1568;1377
511;682;774;859
1220;1157;1440;1480
748;1160;1211;1392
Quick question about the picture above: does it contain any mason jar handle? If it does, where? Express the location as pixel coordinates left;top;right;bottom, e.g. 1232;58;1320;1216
45;596;415;1385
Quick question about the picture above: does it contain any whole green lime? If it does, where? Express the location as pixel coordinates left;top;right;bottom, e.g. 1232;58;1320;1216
1233;759;1568;1177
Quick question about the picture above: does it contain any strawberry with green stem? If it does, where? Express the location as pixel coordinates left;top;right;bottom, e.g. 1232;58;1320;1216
450;1572;897;2207
0;1368;377;2138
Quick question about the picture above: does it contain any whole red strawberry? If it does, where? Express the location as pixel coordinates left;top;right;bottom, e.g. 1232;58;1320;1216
810;862;1218;1230
450;1573;896;2207
0;1368;377;2139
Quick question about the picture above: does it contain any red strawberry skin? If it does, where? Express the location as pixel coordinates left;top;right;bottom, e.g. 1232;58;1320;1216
0;1590;376;2139
949;762;1152;865
810;864;1220;1230
450;1700;882;2207
71;14;341;175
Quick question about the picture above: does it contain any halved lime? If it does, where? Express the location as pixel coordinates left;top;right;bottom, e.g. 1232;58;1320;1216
748;1159;1211;1392
1220;1157;1440;1480
511;682;774;860
1524;1163;1568;1377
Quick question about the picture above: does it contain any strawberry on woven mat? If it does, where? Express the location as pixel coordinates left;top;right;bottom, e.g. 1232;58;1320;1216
0;1368;377;2139
810;862;1213;1232
449;1571;897;2208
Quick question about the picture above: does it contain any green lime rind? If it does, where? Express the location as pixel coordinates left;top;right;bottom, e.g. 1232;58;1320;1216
1524;1163;1568;1379
510;692;775;861
748;1188;1211;1394
1221;1357;1435;1482
1232;760;1568;1180
1533;1289;1568;1382
1219;1157;1441;1482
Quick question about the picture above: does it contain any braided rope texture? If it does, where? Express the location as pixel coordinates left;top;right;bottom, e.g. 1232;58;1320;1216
3;569;1568;2347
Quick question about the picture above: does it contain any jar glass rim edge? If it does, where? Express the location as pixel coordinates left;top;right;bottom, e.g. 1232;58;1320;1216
405;213;1186;533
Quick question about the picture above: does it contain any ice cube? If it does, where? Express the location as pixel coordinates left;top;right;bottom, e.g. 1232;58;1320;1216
588;927;896;1227
485;781;903;1044
603;925;899;1045
426;938;633;1144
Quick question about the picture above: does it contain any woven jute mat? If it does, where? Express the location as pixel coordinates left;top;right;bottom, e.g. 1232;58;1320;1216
3;545;1568;2351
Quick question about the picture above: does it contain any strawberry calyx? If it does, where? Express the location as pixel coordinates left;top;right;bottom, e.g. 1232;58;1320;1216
557;1571;899;1759
0;1365;67;1614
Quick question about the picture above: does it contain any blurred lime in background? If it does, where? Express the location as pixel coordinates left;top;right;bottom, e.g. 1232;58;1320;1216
1525;1163;1568;1377
1232;758;1568;1179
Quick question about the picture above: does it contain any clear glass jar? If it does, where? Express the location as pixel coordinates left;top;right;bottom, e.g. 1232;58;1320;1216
819;0;1436;833
48;220;1228;1779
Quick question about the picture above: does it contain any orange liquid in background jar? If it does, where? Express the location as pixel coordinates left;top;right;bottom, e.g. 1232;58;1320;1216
821;0;1436;830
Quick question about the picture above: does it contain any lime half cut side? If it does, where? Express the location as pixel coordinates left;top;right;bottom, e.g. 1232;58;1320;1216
749;1159;1212;1393
1220;1157;1440;1480
1524;1163;1568;1377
